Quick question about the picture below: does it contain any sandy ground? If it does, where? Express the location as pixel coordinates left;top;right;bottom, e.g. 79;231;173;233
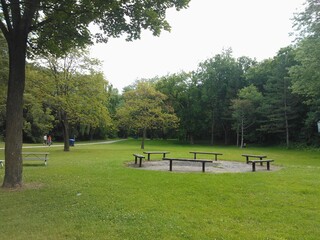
127;160;281;173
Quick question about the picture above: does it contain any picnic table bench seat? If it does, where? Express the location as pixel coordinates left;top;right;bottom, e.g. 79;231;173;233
143;151;170;161
163;157;212;172
242;154;267;164
248;159;274;172
190;151;223;161
133;154;145;167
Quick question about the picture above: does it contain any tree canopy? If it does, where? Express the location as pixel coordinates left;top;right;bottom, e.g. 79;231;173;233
0;0;190;188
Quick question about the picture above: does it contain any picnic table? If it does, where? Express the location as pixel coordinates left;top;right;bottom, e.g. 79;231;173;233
190;151;223;161
143;151;170;161
242;154;267;164
22;152;49;166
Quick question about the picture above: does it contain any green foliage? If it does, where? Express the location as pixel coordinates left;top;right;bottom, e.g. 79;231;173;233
116;81;179;142
24;50;114;144
197;49;245;144
19;0;190;56
230;85;263;146
0;140;320;239
292;0;320;39
290;0;320;141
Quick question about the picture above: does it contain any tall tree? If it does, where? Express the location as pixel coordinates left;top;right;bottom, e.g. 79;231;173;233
116;81;178;149
0;0;190;188
290;0;320;142
155;72;204;144
37;49;112;151
197;49;243;145
259;47;302;148
24;64;55;143
230;85;262;148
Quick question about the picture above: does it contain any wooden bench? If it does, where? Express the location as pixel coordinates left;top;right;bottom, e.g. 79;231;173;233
163;158;212;172
242;154;267;164
248;159;274;172
22;152;49;166
143;151;170;161
133;154;145;167
190;151;223;161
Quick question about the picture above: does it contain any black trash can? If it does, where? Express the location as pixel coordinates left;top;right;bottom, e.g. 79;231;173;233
69;139;75;146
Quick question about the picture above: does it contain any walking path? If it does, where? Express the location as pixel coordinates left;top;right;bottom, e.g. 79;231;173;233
0;139;126;150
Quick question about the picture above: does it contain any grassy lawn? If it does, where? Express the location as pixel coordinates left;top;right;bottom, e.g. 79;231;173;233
0;139;319;239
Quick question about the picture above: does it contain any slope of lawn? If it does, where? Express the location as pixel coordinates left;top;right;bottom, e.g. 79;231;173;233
0;139;319;239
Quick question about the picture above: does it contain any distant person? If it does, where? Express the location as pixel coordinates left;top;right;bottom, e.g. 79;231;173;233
43;135;47;145
47;135;52;146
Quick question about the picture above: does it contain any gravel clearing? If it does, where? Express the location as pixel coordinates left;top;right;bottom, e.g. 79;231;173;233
127;160;281;173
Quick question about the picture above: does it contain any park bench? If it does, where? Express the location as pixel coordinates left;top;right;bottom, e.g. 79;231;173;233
163;157;212;172
242;154;267;164
143;151;170;161
22;152;49;166
248;159;274;172
190;151;223;161
133;154;145;167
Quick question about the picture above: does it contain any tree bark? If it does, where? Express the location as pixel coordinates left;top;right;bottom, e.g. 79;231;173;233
2;36;27;187
210;111;214;146
241;118;244;148
141;127;146;149
61;112;70;152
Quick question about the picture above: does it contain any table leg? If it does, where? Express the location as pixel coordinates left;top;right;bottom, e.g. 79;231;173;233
134;156;137;164
147;154;150;161
193;153;197;160
246;157;249;164
169;160;172;171
202;162;205;172
252;162;256;172
267;162;270;170
139;158;142;167
259;157;263;166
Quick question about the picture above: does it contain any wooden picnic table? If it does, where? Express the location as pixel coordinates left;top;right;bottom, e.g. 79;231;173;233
143;151;170;161
190;151;223;161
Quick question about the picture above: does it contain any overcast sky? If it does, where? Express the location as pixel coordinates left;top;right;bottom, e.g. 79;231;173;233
90;0;305;92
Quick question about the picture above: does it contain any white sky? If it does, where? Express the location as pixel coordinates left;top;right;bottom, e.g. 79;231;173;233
90;0;305;92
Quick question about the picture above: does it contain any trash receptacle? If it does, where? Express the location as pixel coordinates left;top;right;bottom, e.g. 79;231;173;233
69;139;75;146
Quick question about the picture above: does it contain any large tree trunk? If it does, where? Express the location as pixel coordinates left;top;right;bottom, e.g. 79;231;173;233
2;36;27;188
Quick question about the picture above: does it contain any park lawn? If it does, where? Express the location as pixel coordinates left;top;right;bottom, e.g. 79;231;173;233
0;139;319;240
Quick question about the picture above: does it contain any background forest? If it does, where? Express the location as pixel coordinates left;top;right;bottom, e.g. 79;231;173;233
0;1;319;148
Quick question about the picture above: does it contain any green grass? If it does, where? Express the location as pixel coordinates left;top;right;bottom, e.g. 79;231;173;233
0;139;319;239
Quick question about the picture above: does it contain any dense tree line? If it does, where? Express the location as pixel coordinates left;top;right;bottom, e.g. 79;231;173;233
153;47;314;147
1;0;319;149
